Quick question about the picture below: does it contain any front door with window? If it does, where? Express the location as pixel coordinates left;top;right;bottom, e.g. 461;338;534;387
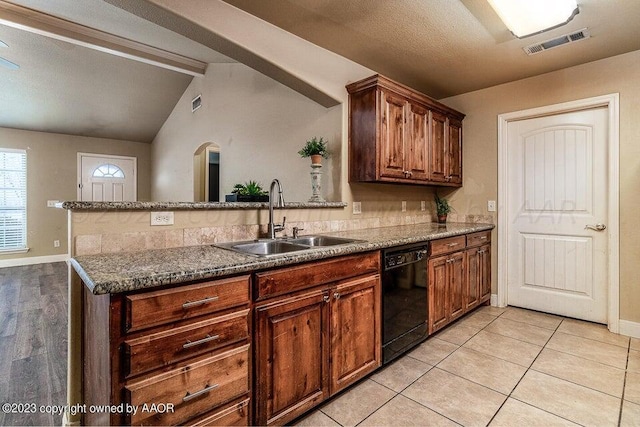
78;154;136;202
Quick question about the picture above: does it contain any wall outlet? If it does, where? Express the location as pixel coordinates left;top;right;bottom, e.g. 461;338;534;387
421;201;426;211
488;200;496;212
151;211;175;226
352;201;362;215
53;240;60;248
401;201;407;212
47;200;60;207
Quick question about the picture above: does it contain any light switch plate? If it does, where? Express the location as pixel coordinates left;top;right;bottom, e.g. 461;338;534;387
488;200;496;212
401;201;407;212
151;211;174;226
47;200;60;207
421;201;426;211
352;202;362;215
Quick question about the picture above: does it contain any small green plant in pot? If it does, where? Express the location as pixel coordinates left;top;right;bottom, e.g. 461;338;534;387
226;180;269;202
434;193;452;224
298;136;330;164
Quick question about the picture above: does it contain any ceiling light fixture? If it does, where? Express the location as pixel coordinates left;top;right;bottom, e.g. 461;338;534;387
487;0;579;38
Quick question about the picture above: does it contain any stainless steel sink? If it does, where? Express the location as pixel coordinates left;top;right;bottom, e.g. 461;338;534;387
288;235;360;247
215;235;362;257
218;240;308;256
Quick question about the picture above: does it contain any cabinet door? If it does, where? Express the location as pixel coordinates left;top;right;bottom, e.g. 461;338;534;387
448;251;466;321
255;290;329;426
330;274;381;394
447;118;463;185
379;91;407;179
428;256;449;334
406;103;429;181
466;247;481;310
479;244;491;302
429;111;448;182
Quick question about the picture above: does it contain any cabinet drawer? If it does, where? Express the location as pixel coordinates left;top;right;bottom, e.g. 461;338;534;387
125;344;250;426
429;236;466;256
124;309;249;376
467;231;491;247
256;252;380;299
188;397;249;426
125;275;250;332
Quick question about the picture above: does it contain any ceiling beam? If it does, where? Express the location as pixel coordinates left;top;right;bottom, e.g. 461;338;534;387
0;0;206;76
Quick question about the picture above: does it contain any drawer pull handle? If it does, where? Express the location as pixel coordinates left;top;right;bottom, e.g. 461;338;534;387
183;383;219;402
323;295;330;303
479;236;487;240
183;334;220;349
182;296;219;309
447;242;459;247
334;292;341;300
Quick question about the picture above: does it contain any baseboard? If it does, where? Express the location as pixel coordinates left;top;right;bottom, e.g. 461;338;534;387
0;253;69;268
490;293;499;307
62;411;80;427
619;319;640;339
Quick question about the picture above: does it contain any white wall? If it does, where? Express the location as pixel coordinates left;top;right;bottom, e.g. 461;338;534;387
152;63;342;202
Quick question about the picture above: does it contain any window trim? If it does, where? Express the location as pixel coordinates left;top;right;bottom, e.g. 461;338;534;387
0;147;28;252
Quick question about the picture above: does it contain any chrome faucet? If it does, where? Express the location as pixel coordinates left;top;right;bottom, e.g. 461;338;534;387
268;179;286;239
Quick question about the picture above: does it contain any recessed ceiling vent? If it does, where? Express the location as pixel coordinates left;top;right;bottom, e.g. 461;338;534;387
523;28;590;55
191;94;202;112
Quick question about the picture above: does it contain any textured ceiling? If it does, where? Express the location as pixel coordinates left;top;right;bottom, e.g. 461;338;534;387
222;0;640;99
0;0;235;142
2;0;640;142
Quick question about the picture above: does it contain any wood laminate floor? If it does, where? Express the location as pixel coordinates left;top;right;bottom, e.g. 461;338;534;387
0;262;68;426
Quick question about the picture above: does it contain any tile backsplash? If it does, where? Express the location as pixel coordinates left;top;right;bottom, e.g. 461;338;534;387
74;213;494;256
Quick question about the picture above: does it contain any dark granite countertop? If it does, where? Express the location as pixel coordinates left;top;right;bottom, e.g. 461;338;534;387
71;222;494;295
60;201;347;211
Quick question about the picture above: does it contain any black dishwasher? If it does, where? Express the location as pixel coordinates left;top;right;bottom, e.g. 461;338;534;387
382;243;429;365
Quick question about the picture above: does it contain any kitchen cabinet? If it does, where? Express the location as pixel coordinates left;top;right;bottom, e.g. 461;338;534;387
347;74;464;187
254;252;381;426
466;231;491;310
428;237;466;334
428;231;491;334
82;275;252;426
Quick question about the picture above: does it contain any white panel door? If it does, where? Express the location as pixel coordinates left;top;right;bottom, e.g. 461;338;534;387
506;108;608;323
79;154;136;202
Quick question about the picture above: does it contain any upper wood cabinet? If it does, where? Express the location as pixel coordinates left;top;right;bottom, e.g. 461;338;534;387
347;74;465;187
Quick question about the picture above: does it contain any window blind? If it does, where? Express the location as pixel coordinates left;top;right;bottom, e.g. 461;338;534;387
0;149;27;251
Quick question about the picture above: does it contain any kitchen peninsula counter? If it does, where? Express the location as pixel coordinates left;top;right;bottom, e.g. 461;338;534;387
71;222;494;295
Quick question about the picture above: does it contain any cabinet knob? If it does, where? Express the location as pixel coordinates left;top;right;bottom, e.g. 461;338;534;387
334;292;341;300
323;295;330;303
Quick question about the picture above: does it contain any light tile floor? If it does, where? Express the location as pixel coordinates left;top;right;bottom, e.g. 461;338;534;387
295;306;639;427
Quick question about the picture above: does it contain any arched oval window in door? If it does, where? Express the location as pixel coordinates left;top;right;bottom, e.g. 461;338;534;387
92;164;125;178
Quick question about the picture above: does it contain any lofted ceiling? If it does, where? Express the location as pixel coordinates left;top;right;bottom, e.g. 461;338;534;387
1;0;640;142
0;0;234;142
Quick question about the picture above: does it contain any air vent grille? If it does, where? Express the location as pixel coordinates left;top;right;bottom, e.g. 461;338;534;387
523;28;590;56
191;94;202;112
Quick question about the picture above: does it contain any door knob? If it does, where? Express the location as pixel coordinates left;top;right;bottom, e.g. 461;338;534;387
585;223;607;231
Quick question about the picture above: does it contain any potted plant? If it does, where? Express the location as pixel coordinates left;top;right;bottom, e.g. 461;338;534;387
434;193;452;223
225;180;269;202
298;136;330;165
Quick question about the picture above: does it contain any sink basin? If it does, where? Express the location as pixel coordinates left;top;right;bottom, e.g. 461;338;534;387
215;235;362;257
288;235;360;247
222;240;308;256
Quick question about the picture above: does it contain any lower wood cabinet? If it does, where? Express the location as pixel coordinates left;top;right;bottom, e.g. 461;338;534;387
254;252;381;426
428;231;491;334
428;249;465;333
82;275;252;426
